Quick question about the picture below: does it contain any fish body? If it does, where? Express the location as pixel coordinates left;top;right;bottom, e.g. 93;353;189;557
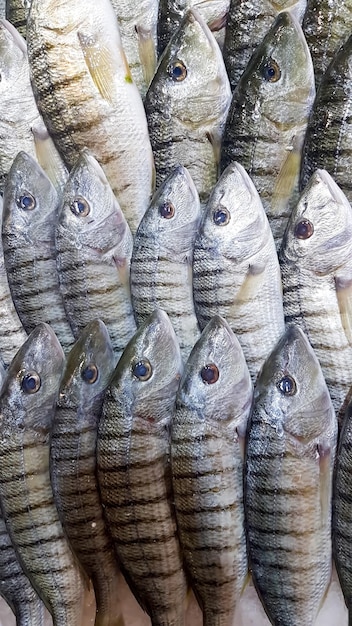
279;169;352;422
97;309;187;626
131;165;201;362
145;8;231;204
193;162;285;382
245;324;337;626
0;323;86;626
55;150;136;362
171;315;251;626
2;151;75;354
27;0;155;234
220;10;315;248
6;0;31;37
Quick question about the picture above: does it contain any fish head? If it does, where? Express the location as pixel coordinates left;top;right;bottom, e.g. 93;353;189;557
58;319;114;409
0;20;28;91
279;169;352;275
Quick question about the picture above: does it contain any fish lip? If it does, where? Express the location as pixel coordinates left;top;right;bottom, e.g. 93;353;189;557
0;18;27;54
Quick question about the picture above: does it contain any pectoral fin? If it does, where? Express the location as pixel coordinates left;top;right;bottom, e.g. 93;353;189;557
318;441;332;524
136;25;157;89
234;263;266;306
271;144;301;215
78;30;120;103
335;274;352;345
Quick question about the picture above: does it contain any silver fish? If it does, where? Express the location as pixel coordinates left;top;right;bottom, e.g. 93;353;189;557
171;315;251;626
245;324;337;626
97;309;187;626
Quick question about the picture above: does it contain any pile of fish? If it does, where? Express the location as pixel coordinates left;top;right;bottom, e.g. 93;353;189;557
0;0;351;625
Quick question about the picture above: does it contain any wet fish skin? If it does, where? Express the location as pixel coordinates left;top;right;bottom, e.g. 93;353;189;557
245;324;337;626
6;0;31;37
97;309;187;626
145;8;231;204
193;162;285;382
51;319;123;626
0;323;86;626
55;149;136;362
220;10;315;248
131;165;201;362
279;169;352;423
171;315;251;626
2;151;75;354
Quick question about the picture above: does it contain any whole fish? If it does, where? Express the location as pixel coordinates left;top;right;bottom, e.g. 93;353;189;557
300;34;352;201
6;0;32;37
220;10;316;248
171;315;251;626
130;165;201;362
245;324;337;626
223;0;307;90
0;323;86;626
2;151;75;354
27;0;155;234
97;309;187;626
50;319;123;626
145;8;231;204
55;149;136;362
110;0;159;98
193;162;285;382
157;0;230;56
279;169;352;422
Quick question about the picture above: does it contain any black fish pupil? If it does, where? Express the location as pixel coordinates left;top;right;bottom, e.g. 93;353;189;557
213;209;229;226
159;202;175;219
21;372;41;394
132;359;152;381
173;66;183;78
17;193;35;210
294;219;314;239
77;201;86;213
81;364;98;383
22;196;33;208
277;375;296;395
135;363;147;377
201;364;219;384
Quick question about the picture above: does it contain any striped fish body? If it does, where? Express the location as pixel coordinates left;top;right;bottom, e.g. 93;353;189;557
2;151;75;354
0;324;86;626
171;316;252;626
145;9;231;205
279;169;352;422
131;166;201;362
193;162;285;382
55;150;136;362
97;310;187;626
223;0;307;90
26;0;155;235
300;34;352;199
6;0;31;37
220;11;315;249
245;325;337;626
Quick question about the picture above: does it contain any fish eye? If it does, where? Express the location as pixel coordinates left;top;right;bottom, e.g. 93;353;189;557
262;58;281;83
159;201;175;219
21;371;41;394
81;363;99;384
132;359;153;381
70;196;90;217
277;374;296;396
294;219;314;240
200;363;219;385
213;207;230;226
16;192;36;211
168;60;187;82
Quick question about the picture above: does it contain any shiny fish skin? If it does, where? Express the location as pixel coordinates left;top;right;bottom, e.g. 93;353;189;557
31;120;69;195
171;315;251;626
145;8;231;205
50;319;123;626
130;165;201;363
193;162;285;382
0;323;86;626
6;0;31;37
279;169;352;423
97;309;187;626
245;324;337;626
2;151;75;354
220;10;315;249
223;0;307;90
27;0;155;235
55;150;136;362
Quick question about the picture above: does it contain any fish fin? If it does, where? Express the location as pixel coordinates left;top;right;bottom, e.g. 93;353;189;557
32;120;69;193
271;144;301;215
135;25;157;89
335;274;352;345
240;570;252;596
207;12;228;32
318;441;332;524
234;263;266;306
206;131;221;170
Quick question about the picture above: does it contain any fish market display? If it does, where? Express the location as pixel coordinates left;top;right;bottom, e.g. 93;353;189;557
171;315;252;626
220;10;316;248
97;310;187;626
5;0;31;37
131;165;201;362
2;151;75;354
50;319;123;626
145;8;231;204
279;169;352;422
0;324;86;626
55;149;136;362
245;324;337;626
193;162;285;381
27;0;155;234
